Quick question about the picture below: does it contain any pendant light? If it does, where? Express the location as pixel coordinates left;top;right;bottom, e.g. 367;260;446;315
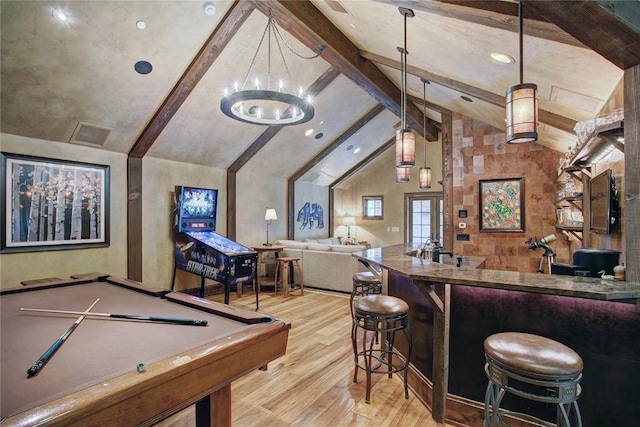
505;0;538;144
395;7;415;168
396;166;410;183
419;78;432;189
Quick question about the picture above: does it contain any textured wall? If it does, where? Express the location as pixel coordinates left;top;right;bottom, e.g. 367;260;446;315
449;115;574;272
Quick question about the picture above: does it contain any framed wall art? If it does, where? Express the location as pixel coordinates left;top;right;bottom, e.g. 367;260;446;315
1;152;110;252
479;177;524;232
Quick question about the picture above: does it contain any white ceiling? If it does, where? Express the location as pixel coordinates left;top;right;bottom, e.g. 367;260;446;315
1;0;637;185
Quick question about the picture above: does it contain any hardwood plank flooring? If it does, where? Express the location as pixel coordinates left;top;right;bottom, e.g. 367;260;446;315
155;289;453;426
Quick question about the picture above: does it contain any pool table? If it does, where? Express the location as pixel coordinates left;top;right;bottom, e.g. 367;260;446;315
0;276;289;426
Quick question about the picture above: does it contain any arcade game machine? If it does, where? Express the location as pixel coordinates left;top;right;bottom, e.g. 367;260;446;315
171;185;258;306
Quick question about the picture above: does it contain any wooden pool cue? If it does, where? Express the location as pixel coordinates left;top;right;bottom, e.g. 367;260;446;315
27;298;100;378
21;307;208;326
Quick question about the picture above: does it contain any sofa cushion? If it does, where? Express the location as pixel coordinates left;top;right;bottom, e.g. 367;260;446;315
316;238;334;245
275;239;308;249
306;243;332;251
331;245;367;253
303;238;318;243
330;237;341;245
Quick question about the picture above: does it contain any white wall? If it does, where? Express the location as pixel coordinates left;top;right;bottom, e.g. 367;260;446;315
0;133;128;288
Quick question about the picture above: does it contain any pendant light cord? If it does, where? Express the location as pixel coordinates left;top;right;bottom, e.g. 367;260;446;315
519;0;523;85
423;79;427;166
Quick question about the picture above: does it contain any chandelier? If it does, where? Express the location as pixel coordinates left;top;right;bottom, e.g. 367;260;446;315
220;15;319;126
505;0;538;143
395;7;415;168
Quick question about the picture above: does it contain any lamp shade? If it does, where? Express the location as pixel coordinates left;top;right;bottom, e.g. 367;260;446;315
342;216;356;227
264;208;278;221
395;128;415;167
419;166;432;189
396;166;410;183
505;85;538;144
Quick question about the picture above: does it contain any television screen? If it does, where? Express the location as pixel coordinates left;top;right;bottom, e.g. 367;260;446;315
175;186;218;232
590;169;613;234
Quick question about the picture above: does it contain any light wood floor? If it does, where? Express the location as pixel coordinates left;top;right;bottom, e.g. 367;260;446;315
156;288;454;427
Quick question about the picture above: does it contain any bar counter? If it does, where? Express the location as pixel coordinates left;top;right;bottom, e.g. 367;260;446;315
353;244;640;427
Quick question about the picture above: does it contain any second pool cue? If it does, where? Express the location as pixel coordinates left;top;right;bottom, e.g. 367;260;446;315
21;307;208;326
27;298;100;378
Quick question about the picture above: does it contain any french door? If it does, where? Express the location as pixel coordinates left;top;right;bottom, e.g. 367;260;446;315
406;193;443;246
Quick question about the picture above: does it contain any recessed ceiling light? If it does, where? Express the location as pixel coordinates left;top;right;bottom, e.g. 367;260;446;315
349;23;357;29
136;20;146;30
353;147;361;154
490;52;515;64
52;9;67;21
305;129;314;137
203;2;216;16
460;95;473;102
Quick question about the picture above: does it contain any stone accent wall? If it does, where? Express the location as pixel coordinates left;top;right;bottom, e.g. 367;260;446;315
450;114;572;272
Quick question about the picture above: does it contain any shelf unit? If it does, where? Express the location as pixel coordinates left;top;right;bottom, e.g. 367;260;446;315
555;166;590;245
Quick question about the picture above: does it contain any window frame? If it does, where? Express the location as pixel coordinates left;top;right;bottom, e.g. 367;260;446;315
362;195;384;220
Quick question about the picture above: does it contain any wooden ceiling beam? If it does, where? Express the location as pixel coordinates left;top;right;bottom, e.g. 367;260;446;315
362;50;577;135
522;0;640;70
372;0;585;48
250;0;438;142
128;1;254;158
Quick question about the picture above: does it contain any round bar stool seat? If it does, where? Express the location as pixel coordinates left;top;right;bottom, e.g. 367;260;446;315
484;332;583;427
350;272;382;316
352;295;412;404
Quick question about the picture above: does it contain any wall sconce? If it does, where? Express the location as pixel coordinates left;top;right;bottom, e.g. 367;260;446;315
264;208;277;246
342;216;357;239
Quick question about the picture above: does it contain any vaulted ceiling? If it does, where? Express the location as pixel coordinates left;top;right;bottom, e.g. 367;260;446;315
2;1;639;187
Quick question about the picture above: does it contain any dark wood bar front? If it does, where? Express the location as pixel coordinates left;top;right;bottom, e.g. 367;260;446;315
353;245;640;426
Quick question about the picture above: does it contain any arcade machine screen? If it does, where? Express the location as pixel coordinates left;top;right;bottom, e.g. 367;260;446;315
175;186;218;232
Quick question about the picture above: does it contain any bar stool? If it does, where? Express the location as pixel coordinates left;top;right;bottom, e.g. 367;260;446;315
274;257;303;295
350;271;382;316
352;295;412;404
484;332;583;427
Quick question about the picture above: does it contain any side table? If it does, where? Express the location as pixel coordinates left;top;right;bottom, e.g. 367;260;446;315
252;245;285;296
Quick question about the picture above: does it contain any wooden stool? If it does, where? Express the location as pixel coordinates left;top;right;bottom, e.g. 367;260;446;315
350;271;382;317
484;332;583;427
274;257;303;295
352;295;412;404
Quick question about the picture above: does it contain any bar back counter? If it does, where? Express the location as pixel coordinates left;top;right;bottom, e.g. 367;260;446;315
353;245;640;427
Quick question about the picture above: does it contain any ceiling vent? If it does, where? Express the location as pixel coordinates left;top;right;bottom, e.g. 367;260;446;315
324;0;350;15
550;86;603;114
69;122;111;147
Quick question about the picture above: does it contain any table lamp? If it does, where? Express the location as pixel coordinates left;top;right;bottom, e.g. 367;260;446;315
264;208;277;246
342;216;356;239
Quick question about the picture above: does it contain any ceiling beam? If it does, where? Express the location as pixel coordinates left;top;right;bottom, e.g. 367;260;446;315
522;0;640;70
361;50;577;135
128;1;254;158
331;137;396;189
372;0;585;48
250;0;438;142
290;103;387;182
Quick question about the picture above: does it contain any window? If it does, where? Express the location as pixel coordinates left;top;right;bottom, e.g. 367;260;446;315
362;196;383;219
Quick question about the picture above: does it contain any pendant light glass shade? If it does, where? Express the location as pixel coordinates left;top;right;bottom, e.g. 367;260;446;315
506;83;538;143
396;166;410;183
395;128;415;167
419;166;432;189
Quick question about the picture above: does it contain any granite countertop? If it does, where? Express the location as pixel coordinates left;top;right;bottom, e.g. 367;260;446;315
353;244;640;303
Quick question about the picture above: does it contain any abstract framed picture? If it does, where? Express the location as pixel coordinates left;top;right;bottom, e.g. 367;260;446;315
479;177;524;232
1;152;110;252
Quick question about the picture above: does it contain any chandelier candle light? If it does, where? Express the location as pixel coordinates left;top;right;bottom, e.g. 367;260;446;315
395;7;415;169
505;0;538;143
419;78;432;189
220;15;318;126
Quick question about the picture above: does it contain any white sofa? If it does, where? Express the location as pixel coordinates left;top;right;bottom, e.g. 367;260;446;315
274;239;369;293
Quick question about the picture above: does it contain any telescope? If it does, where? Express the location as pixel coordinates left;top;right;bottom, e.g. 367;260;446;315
528;234;556;250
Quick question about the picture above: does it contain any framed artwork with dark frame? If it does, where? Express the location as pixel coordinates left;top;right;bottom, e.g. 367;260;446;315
1;152;110;252
479;177;524;232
